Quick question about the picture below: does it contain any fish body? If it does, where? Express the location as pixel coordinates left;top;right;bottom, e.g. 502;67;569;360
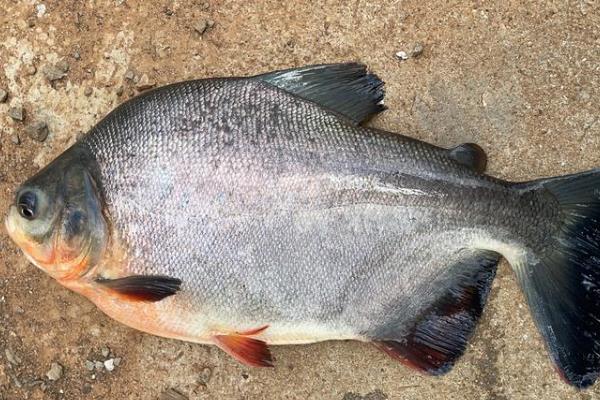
6;64;600;386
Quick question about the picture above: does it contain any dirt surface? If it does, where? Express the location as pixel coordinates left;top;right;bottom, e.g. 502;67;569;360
0;1;599;399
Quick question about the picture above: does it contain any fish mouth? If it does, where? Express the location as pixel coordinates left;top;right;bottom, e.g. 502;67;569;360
4;205;17;242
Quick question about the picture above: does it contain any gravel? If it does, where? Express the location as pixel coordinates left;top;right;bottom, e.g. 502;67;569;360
0;88;8;103
411;42;424;57
124;69;135;81
160;388;188;400
25;65;37;76
395;50;408;60
136;74;156;91
5;348;21;365
44;61;69;81
46;362;63;381
84;360;95;371
26;121;49;142
101;347;110;358
56;60;70;73
194;19;214;36
104;359;115;372
8;106;24;121
84;87;93;96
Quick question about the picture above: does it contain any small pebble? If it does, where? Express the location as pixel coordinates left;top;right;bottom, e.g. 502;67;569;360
104;359;115;372
395;51;408;61
194;19;214;36
44;65;67;81
26;121;49;142
116;86;124;96
136;74;156;91
84;87;93;96
46;362;63;381
73;51;81;60
197;367;212;385
27;18;36;28
113;357;121;366
82;383;92;394
36;3;46;17
0;88;7;103
84;360;95;371
94;361;104;371
9;106;24;121
411;42;424;58
124;69;135;81
11;133;20;145
5;348;21;365
101;347;110;358
25;65;37;76
56;60;70;73
160;388;188;400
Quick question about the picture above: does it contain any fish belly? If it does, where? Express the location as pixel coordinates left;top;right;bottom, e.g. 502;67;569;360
97;201;493;345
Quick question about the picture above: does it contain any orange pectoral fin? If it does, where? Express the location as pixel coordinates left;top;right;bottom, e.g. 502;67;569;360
213;334;274;368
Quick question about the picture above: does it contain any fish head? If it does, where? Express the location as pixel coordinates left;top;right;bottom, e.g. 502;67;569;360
5;147;107;281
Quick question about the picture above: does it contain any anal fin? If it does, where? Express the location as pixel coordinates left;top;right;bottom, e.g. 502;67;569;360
373;249;500;375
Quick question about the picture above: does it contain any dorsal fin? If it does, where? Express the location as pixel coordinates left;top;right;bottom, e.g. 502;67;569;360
373;249;500;375
257;63;385;125
449;143;487;173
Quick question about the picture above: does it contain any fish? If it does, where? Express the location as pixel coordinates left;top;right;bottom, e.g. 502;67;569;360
5;62;600;388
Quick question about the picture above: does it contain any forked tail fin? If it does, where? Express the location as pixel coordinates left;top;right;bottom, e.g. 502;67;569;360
514;169;600;388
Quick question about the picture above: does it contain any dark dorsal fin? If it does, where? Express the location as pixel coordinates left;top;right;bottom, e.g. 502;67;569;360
257;63;385;125
448;143;487;173
96;275;182;302
373;249;500;375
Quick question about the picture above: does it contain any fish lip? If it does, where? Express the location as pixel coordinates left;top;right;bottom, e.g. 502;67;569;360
4;205;17;240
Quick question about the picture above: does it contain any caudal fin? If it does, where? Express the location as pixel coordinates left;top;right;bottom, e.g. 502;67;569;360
515;170;600;388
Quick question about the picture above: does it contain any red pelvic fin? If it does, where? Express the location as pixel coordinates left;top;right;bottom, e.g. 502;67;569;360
213;333;274;368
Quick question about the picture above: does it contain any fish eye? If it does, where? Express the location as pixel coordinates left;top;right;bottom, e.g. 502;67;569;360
17;191;38;220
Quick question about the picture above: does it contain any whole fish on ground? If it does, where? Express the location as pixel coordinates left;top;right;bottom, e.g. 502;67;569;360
5;63;600;388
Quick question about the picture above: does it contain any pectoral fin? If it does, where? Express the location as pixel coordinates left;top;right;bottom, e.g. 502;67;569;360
213;327;273;367
96;275;182;302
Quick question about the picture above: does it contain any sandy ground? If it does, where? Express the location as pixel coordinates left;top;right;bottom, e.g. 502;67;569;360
0;0;599;399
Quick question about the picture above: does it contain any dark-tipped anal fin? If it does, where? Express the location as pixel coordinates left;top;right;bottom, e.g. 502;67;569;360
372;249;500;375
449;143;487;173
96;275;182;302
213;333;274;368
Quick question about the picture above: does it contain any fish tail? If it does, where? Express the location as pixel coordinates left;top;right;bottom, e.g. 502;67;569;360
512;169;600;388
